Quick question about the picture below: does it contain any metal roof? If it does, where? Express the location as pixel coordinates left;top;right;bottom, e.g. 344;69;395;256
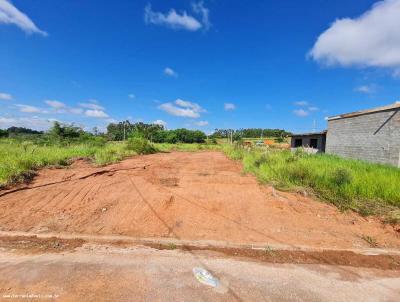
327;102;400;121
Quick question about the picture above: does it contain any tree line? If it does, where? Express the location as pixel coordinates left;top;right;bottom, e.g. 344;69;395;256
211;128;291;139
1;122;291;144
106;121;207;143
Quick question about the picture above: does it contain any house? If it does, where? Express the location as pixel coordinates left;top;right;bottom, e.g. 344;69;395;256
326;102;400;167
290;131;327;153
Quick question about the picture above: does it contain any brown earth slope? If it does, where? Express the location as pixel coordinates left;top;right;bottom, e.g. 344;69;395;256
0;151;398;250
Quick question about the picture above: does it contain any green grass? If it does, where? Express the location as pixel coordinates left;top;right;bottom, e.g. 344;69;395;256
223;145;400;223
154;142;221;152
0;139;219;187
0;139;137;186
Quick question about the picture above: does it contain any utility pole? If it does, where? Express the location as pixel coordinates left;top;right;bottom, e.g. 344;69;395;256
123;121;126;141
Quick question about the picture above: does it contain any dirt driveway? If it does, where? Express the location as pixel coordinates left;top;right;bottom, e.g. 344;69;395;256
0;151;399;250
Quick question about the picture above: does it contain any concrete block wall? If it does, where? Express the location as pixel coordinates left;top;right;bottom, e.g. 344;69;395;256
290;135;326;153
326;109;400;167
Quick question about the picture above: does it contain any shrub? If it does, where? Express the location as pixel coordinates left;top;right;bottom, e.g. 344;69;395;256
331;168;352;186
126;136;157;155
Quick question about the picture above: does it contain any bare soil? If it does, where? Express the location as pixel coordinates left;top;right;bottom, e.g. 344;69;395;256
0;151;399;250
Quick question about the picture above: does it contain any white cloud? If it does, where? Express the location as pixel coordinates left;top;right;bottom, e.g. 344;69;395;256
308;106;319;111
354;85;376;94
294;101;309;106
153;119;167;127
45;100;66;109
310;0;400;71
128;94;135;99
0;116;16;124
164;67;178;77
144;4;202;31
175;99;205;112
105;118;118;124
68;108;83;115
44;100;83;115
84;109;109;118
158;99;205;118
0;92;12;100
0;0;47;36
192;1;211;30
0;115;54;130
194;120;208;126
224;103;236;111
16;104;45;113
79;102;105;110
293;109;309;117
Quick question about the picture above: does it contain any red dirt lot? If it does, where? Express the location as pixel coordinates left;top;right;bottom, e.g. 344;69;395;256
0;151;399;250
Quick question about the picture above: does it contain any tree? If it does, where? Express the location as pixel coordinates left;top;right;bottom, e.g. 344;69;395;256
106;121;164;141
0;129;7;138
48;121;83;139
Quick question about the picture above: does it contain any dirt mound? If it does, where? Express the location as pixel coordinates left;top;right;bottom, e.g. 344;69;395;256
0;151;399;250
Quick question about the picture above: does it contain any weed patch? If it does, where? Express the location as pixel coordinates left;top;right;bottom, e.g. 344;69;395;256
223;145;400;222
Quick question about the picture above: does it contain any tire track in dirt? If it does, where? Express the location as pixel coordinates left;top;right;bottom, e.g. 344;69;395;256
0;151;399;250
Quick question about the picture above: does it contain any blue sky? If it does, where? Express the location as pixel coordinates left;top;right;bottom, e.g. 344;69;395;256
1;0;400;133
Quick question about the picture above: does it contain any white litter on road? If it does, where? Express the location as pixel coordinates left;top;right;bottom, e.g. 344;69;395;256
193;267;220;287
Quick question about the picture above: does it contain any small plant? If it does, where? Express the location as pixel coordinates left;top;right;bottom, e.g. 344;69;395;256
361;235;378;247
166;243;177;250
264;245;276;256
332;168;352;186
254;153;269;167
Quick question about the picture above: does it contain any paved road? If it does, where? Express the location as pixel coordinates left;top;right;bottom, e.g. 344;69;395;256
0;244;399;301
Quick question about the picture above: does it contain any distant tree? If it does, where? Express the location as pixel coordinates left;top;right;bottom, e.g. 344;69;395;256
210;128;291;139
7;126;42;136
48;121;83;139
106;121;164;141
0;129;7;138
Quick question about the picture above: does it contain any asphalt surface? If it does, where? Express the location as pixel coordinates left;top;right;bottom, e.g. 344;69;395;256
0;244;399;302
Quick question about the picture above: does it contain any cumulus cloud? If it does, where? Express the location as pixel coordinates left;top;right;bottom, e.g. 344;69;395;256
294;101;309;106
0;115;54;130
224;103;236;111
310;0;400;72
308;106;319;112
79;102;105;110
192;1;211;30
0;92;12;100
44;100;84;115
144;4;202;31
354;85;376;94
68;108;83;115
194;120;208;126
0;0;47;36
164;67;178;77
16;104;46;113
293;109;309;117
84;109;109;118
153;119;167;127
45;100;66;109
159;99;205;118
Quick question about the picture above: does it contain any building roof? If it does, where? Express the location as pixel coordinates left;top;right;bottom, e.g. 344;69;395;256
289;130;327;137
327;102;400;121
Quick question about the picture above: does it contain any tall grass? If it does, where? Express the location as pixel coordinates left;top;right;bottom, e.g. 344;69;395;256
155;143;221;152
0;139;218;187
223;145;400;222
0;139;136;186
